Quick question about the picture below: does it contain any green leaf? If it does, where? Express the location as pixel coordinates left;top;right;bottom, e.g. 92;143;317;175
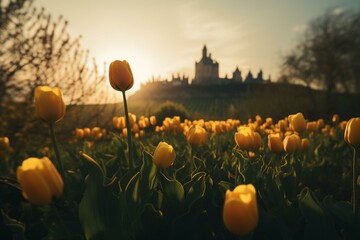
298;187;340;240
79;157;131;239
185;173;206;208
218;181;234;195
159;172;184;203
140;151;158;192
1;210;25;240
125;172;140;203
323;196;354;236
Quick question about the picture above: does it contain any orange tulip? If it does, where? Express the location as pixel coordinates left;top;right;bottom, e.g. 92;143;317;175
283;134;301;153
301;138;311;151
109;60;134;92
344;118;360;148
268;133;283;153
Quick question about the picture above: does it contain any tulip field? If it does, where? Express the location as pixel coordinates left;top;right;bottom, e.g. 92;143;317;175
1;108;360;239
1;62;360;240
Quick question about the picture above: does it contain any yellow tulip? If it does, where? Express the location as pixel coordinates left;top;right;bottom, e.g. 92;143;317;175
288;112;306;132
0;137;10;150
344;117;360;148
186;125;208;147
109;60;134;92
268;133;283;153
91;127;101;139
317;118;325;129
283;134;301;153
255;115;262;124
278;119;287;132
150;116;157;126
253;132;262;149
16;157;63;205
306;121;318;133
339;121;347;130
83;128;91;138
332;114;340;123
75;128;84;140
153;141;176;168
301;138;311;151
223;184;258;236
34;86;66;123
265;117;273;127
235;127;261;150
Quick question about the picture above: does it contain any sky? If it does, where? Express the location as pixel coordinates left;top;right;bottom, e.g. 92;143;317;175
34;0;360;94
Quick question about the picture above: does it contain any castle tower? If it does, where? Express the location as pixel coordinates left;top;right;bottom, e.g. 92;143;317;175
244;70;254;83
257;69;263;82
193;45;219;84
202;45;207;59
232;66;242;82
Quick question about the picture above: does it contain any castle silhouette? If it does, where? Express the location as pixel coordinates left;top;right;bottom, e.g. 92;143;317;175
144;45;270;87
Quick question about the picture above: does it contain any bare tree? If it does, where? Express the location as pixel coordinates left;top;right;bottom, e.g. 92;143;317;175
0;0;112;144
1;1;107;104
280;10;360;98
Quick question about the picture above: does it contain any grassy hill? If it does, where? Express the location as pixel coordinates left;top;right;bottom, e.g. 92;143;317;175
124;82;360;122
3;82;359;156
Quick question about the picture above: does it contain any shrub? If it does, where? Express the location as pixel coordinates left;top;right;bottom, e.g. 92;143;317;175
154;101;189;124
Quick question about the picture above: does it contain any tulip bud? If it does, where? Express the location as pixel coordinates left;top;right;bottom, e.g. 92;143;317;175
109;60;134;92
332;114;340;123
75;128;84;140
150;116;157;126
16;157;64;205
253;132;262;149
339;121;347;130
278;119;287;132
344;118;360;148
91;127;101;139
34;86;66;123
265;117;273;127
113;117;120;129
268;133;283;153
153;141;176;168
83;128;91;138
0;137;10;150
235;127;260;150
186;125;208;147
283;134;301;153
317;119;325;129
306;121;318;133
255;115;262;124
288;112;306;132
223;184;258;236
301;138;311;151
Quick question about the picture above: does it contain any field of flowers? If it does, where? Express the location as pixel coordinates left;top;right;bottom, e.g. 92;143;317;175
1;60;360;240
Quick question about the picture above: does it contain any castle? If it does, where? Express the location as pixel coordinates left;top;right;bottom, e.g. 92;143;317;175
143;45;269;87
192;45;269;85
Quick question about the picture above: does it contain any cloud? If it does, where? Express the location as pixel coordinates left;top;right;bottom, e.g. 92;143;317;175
331;7;344;16
175;1;250;76
292;24;308;33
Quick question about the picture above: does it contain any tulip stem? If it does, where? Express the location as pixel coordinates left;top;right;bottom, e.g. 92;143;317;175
49;123;66;180
52;203;71;239
122;91;135;168
353;147;359;224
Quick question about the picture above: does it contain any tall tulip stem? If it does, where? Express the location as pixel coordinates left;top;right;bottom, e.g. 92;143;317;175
122;91;135;168
353;147;359;223
49;123;66;179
